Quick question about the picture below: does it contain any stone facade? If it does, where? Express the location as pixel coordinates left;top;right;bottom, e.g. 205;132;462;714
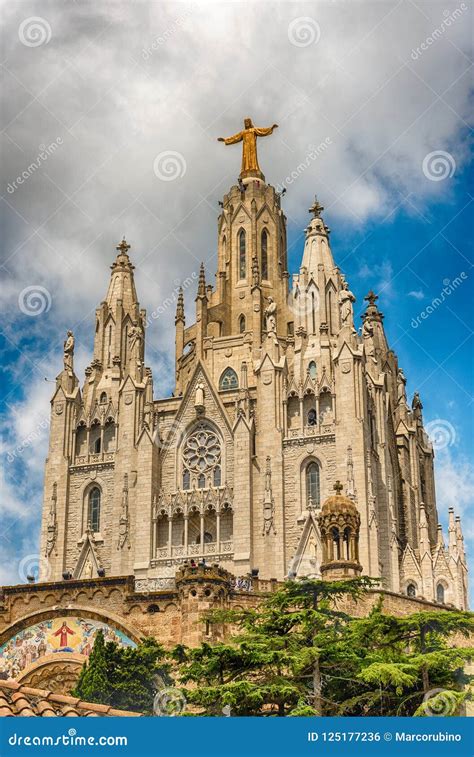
36;158;468;612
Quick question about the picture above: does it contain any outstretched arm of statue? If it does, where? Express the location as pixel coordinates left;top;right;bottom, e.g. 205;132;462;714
254;124;278;137
217;131;243;145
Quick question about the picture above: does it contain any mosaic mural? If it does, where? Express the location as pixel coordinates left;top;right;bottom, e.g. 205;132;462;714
0;617;135;680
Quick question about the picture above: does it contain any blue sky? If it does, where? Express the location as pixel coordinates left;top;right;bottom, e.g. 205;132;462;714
0;0;473;598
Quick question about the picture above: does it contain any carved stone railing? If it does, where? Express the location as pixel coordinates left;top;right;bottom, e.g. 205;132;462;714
72;452;115;467
151;541;233;567
284;424;335;443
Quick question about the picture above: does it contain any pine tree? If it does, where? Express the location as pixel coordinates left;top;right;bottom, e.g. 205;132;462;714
174;580;473;717
72;633;171;714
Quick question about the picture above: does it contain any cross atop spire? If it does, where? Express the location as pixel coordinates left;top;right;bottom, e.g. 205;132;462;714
333;480;343;495
365;290;378;307
116;237;131;255
309;196;324;218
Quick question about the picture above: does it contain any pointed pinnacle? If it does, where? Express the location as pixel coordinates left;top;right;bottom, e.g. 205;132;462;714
175;287;185;323
197;262;206;297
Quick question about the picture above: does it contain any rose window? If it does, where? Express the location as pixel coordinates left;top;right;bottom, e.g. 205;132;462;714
183;425;221;481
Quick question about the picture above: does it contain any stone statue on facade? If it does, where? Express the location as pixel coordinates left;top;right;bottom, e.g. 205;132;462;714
339;279;356;331
397;368;407;405
264;297;277;336
63;330;75;373
362;318;376;362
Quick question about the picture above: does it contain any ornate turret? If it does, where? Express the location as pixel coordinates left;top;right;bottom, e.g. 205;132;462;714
317;481;362;579
300;196;334;274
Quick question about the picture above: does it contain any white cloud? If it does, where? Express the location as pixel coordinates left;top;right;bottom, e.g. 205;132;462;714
408;289;425;299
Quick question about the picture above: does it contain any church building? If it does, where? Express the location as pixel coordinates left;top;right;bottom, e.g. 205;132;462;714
37;118;467;609
0;119;468;695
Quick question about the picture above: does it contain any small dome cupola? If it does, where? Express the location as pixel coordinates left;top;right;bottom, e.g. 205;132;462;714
317;480;362;579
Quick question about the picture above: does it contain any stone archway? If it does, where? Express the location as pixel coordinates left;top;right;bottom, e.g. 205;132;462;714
0;609;140;694
16;653;85;694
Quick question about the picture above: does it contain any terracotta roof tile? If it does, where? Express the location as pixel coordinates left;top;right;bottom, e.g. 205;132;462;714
0;681;142;717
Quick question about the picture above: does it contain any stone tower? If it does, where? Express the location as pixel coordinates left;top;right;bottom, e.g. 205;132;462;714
39;122;468;609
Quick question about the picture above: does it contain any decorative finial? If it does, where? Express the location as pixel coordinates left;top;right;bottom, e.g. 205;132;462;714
175;287;185;323
333;480;343;495
197;263;206;297
365;290;378;307
309;196;324;218
116;237;131;255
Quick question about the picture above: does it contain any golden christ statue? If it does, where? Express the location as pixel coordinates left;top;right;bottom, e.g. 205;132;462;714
218;117;278;180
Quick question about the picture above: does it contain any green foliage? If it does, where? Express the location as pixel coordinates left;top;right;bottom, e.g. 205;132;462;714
174;579;474;717
72;631;170;714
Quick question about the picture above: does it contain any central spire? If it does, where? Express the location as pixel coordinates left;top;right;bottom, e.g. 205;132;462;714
217;117;278;182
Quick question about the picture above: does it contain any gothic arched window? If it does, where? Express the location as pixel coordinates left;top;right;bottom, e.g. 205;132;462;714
238;314;246;333
100;392;107;404
88;487;101;532
307;409;317;426
436;583;445;604
238;229;246;279
406;583;416;598
213;466;222;487
219;367;238;391
183;469;191;490
261;229;269;279
90;422;101;454
308;361;317;380
306;462;320;508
